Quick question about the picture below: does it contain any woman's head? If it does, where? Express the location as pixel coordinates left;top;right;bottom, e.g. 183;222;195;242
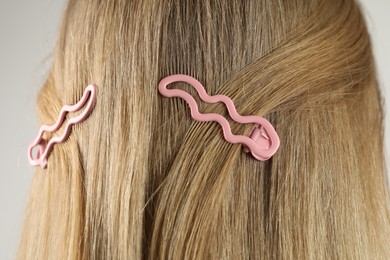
18;0;390;259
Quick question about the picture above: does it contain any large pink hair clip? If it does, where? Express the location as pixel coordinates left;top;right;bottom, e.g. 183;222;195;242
28;84;97;169
158;74;280;161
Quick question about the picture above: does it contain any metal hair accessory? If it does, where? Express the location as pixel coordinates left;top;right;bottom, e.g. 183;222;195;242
28;84;97;169
158;74;280;161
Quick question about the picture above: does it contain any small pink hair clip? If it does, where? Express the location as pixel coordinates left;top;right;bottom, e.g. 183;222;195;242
158;74;280;161
28;84;97;169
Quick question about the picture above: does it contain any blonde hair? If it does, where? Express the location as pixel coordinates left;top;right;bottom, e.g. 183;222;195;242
18;0;390;259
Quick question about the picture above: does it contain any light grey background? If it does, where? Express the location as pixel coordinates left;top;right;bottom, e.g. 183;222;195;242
0;1;388;259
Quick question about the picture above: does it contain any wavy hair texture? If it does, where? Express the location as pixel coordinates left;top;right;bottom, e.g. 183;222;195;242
18;0;390;259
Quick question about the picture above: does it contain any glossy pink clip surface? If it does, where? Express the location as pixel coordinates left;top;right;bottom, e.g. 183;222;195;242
158;74;280;161
28;84;97;168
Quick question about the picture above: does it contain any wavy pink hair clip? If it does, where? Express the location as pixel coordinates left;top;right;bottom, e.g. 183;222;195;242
158;74;280;161
28;84;97;169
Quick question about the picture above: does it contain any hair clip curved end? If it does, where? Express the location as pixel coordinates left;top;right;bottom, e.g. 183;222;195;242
243;124;279;161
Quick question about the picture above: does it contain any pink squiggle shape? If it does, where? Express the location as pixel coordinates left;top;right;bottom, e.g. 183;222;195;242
158;74;280;161
28;84;97;169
